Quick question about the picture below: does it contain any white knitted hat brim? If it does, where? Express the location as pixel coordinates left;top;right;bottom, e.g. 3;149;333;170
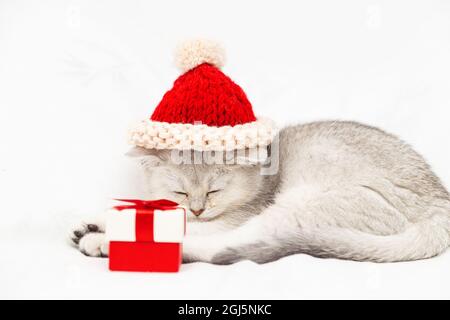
129;118;277;151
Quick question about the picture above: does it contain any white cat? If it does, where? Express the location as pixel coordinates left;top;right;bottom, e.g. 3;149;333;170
70;121;450;263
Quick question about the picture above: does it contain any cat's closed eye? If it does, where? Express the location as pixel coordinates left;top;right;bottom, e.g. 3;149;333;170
207;190;222;196
174;191;188;197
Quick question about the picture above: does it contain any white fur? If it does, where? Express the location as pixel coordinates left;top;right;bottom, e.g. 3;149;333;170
174;39;225;73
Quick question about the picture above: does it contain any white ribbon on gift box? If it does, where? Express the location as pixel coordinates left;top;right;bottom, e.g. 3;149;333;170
105;208;185;243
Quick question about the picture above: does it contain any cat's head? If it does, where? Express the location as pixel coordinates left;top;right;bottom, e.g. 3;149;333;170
127;147;266;221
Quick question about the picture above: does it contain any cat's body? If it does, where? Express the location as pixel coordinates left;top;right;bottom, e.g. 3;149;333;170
71;121;450;263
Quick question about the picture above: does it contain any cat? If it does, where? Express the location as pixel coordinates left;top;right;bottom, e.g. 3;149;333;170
70;121;450;263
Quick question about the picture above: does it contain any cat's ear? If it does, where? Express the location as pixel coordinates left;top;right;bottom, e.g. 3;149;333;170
126;147;170;168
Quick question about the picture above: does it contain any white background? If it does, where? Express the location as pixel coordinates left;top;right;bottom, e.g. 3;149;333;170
1;0;450;299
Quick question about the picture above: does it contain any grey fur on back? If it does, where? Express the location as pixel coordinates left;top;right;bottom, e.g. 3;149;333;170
196;121;450;263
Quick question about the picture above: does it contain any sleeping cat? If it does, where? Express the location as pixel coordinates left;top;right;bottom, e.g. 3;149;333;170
70;121;450;263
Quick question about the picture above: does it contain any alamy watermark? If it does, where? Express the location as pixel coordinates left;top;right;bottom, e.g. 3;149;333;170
165;133;280;176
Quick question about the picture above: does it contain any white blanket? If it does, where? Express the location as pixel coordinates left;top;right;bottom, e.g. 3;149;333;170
2;223;450;299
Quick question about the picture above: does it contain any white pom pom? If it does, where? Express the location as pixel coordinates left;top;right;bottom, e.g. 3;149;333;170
174;39;226;73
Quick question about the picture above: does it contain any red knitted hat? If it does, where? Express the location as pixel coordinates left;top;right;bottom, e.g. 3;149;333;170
129;39;277;151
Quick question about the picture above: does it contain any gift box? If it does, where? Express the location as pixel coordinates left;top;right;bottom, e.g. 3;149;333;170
105;199;186;272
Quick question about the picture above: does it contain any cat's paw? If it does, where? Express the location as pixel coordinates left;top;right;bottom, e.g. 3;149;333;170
79;232;109;257
69;222;102;246
69;222;108;257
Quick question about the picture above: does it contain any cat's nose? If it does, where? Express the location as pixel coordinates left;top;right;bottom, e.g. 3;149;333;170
190;208;205;217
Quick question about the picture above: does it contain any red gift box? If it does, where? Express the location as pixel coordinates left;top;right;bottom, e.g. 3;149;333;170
105;199;186;272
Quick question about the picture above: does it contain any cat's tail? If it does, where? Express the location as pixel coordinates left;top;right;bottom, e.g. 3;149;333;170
300;212;450;262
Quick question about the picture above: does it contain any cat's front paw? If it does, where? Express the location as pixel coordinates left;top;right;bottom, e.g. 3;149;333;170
79;233;109;257
69;222;108;257
70;223;101;245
